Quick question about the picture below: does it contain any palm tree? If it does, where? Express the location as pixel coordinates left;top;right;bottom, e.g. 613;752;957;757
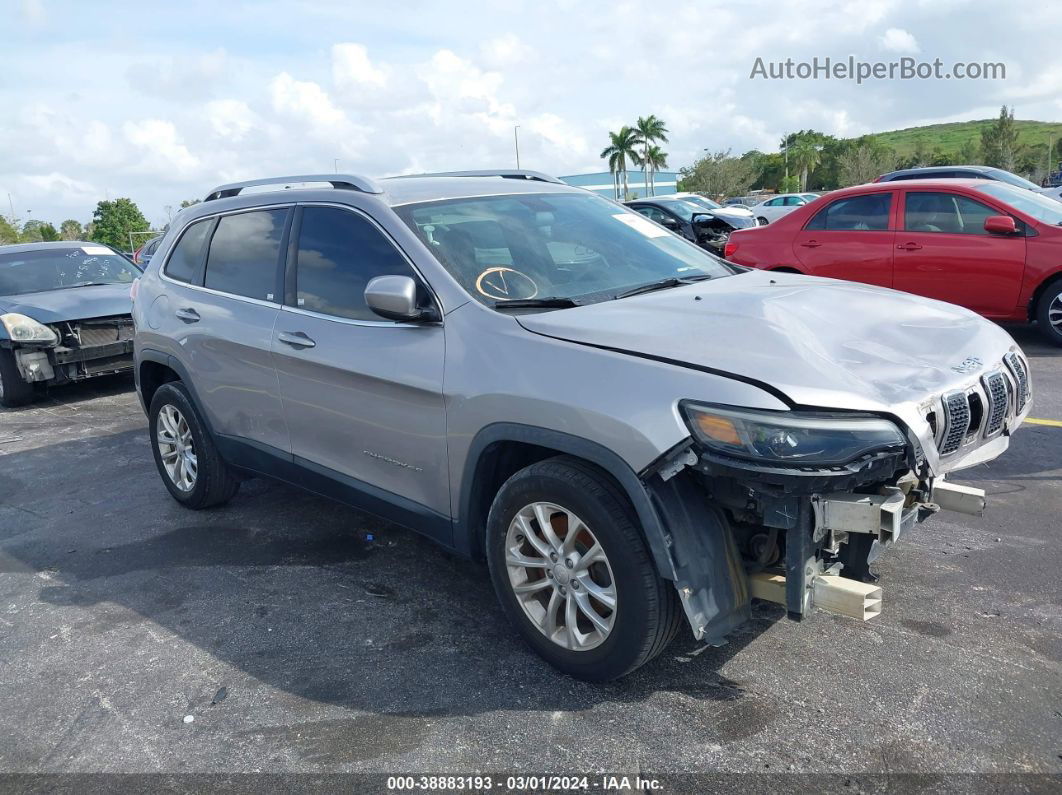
635;115;669;195
600;126;642;200
644;145;668;193
790;139;822;192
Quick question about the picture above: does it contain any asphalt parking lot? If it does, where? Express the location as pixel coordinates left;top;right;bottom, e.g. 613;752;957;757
0;327;1059;784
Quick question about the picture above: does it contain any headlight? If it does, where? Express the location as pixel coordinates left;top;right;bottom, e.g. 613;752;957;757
0;313;59;345
682;402;906;466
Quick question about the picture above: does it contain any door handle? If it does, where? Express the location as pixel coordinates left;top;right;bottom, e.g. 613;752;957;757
897;242;923;251
799;240;821;248
277;331;316;349
175;307;200;323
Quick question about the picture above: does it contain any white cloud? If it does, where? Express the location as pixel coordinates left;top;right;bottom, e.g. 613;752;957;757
205;99;258;142
270;72;347;128
122;119;200;175
880;27;920;53
332;43;388;90
479;34;535;67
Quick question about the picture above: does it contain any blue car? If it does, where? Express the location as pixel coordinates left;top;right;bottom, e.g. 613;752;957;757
0;241;141;407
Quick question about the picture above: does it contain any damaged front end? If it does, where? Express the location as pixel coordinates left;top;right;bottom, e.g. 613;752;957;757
642;364;1030;643
692;212;757;254
1;313;135;388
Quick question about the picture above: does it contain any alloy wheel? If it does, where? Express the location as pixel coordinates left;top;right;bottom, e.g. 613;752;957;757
157;404;197;492
505;501;617;651
1049;293;1062;332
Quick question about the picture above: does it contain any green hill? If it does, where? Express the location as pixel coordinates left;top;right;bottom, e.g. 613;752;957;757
869;119;1062;159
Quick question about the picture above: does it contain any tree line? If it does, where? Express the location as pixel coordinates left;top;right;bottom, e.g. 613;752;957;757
0;198;200;252
681;105;1062;199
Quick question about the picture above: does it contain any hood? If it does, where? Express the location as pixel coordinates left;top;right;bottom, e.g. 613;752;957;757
515;270;1018;412
0;284;133;324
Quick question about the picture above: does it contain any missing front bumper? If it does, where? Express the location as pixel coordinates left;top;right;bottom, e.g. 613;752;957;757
760;478;987;621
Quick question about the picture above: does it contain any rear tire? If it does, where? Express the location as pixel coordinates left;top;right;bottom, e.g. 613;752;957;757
1034;280;1062;346
486;456;683;681
756;216;769;226
0;349;34;408
149;381;240;509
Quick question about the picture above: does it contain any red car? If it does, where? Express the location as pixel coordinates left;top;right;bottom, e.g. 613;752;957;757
724;179;1062;345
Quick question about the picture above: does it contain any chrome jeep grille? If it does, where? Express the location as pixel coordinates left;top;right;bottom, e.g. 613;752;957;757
939;391;971;455
1004;352;1029;412
929;355;1029;459
982;370;1008;437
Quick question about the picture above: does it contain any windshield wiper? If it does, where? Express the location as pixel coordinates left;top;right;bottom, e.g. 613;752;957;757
614;274;713;300
68;281;117;288
493;296;580;310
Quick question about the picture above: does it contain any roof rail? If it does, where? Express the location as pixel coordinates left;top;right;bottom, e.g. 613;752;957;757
204;174;383;202
387;169;566;185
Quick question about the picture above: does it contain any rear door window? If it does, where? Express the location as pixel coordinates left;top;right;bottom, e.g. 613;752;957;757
634;206;671;224
293;206;418;321
203;209;287;301
164;220;212;283
904;191;998;235
804;193;893;231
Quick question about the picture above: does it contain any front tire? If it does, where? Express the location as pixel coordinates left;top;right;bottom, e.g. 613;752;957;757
486;456;682;681
756;216;769;226
1035;280;1062;346
149;382;240;509
0;349;34;408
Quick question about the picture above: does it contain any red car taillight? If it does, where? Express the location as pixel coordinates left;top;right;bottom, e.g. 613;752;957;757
724;240;738;259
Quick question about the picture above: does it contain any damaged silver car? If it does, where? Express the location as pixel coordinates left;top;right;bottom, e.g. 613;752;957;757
133;171;1030;681
0;242;139;407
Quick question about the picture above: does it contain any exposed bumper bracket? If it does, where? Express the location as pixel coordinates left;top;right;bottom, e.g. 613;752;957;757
930;479;986;517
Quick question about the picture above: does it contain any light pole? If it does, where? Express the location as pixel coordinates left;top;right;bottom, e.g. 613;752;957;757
514;126;521;169
334;158;340;174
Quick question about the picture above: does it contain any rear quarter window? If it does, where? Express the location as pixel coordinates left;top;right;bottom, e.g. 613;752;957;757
163;219;212;283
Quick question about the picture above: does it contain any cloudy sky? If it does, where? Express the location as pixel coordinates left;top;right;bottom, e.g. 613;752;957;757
3;0;1061;227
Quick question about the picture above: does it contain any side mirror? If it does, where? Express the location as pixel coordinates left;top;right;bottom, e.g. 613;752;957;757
660;216;681;230
691;213;715;225
364;275;435;322
984;215;1017;235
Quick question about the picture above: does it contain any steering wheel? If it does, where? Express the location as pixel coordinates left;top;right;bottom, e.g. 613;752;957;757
475;267;539;301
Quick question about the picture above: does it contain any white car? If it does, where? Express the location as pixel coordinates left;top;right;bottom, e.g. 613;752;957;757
670;192;756;221
1040;185;1062;203
750;193;820;224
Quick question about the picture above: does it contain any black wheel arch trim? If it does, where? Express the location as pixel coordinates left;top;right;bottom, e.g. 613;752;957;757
455;422;680;581
1029;270;1062;321
456;421;752;644
136;348;216;437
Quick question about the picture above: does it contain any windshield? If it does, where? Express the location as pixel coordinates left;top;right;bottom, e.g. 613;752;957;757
396;192;733;307
652;199;710;221
679;195;723;210
0;246;140;297
987;169;1042;192
975;183;1062;225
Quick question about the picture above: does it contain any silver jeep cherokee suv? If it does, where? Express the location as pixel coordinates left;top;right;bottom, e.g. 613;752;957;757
133;171;1031;681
